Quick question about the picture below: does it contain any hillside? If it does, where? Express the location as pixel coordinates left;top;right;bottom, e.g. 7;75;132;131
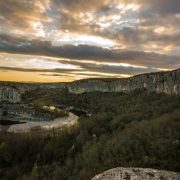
0;69;180;179
0;89;180;179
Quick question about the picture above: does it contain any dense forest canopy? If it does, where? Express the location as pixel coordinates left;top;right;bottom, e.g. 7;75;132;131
0;89;180;180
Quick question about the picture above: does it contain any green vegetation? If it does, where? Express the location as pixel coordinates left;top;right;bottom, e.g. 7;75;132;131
0;89;180;180
33;105;68;119
22;89;68;119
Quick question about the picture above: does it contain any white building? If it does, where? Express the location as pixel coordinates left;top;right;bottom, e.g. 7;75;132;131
0;87;21;103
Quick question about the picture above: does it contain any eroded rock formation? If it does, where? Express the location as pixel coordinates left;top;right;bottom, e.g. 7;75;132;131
68;69;180;95
0;86;21;103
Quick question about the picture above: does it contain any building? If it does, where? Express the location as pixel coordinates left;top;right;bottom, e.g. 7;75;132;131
0;86;21;103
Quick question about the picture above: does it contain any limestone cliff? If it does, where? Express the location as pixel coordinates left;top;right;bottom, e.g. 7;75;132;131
92;167;180;180
68;68;180;95
0;86;21;103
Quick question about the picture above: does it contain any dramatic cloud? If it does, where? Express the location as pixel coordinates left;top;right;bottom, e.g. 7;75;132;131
0;0;179;82
0;34;179;69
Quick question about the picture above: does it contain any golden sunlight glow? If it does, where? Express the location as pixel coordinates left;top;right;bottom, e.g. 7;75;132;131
97;15;122;28
32;21;46;37
53;32;116;48
96;62;147;69
0;0;179;82
163;45;173;52
117;3;141;12
74;60;147;69
154;27;166;34
0;54;79;70
0;71;64;82
35;0;51;13
76;35;115;47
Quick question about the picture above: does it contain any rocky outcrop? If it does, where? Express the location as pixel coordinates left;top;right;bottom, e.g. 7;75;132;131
92;167;180;180
68;69;180;95
0;86;21;103
0;81;66;92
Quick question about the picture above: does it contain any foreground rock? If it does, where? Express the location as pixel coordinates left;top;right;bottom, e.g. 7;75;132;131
92;168;180;180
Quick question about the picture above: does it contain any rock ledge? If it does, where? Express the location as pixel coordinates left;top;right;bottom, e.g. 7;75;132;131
92;167;180;180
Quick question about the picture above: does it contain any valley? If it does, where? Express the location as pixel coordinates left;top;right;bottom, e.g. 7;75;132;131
1;0;180;179
0;69;179;179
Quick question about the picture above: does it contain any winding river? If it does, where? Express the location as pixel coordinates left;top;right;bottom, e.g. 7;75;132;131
3;112;79;133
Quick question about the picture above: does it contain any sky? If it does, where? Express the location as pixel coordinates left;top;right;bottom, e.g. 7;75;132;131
0;0;180;82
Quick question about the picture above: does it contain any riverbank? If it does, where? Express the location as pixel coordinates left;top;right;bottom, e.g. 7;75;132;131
0;112;78;133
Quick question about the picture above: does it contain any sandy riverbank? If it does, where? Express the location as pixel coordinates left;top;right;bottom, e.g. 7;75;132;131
7;112;78;133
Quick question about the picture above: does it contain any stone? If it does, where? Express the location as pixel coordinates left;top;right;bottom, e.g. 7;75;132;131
67;69;180;95
0;86;21;103
92;167;180;180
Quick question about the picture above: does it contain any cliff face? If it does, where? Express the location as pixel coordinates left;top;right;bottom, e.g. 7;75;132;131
0;87;21;103
92;167;180;180
68;69;180;95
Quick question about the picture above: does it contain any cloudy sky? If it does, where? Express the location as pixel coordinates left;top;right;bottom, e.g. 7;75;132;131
0;0;180;82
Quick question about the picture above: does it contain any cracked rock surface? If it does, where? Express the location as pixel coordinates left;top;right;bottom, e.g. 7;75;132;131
68;69;180;95
92;168;180;180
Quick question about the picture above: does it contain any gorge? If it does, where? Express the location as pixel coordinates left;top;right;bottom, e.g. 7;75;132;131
68;68;180;95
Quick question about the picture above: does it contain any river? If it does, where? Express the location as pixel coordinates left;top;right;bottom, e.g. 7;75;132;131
3;112;79;133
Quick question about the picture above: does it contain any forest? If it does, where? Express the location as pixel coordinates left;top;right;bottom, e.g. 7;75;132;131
0;89;180;180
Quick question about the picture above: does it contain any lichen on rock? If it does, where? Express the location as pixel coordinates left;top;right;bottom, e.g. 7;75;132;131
92;167;180;180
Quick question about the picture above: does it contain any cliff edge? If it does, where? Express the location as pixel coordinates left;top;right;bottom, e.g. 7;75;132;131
68;68;180;95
